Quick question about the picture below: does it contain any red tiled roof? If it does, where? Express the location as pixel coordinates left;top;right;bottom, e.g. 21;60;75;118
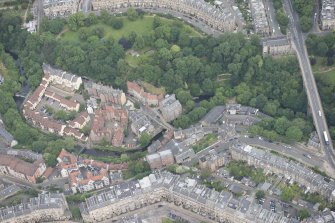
127;81;142;94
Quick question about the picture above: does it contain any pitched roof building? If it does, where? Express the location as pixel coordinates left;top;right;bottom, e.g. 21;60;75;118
89;106;128;146
57;149;128;193
85;82;126;106
0;193;71;223
0;155;46;184
159;94;182;122
127;81;163;106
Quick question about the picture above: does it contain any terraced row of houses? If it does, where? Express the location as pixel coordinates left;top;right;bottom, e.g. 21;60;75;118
42;0;238;32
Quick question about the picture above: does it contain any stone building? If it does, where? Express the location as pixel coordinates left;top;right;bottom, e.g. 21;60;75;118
0;154;46;184
159;94;182;122
0;193;71;223
89;106;128;146
262;37;294;56
230;144;335;201
249;0;270;36
199;149;226;171
85;82;127;106
79;171;290;223
146;149;174;169
91;0;237;32
321;0;335;30
43;0;80;18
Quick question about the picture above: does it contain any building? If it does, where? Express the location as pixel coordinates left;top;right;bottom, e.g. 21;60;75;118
79;171;290;223
127;81;163;106
91;0;237;32
0;193;71;223
57;149;127;193
129;111;154;136
0;148;43;161
249;0;270;36
69;112;90;129
262;37;294;56
199;149;226;171
42;64;82;91
43;0;80;18
90;106;128;146
0;155;46;184
163;139;195;164
201;106;225;126
147;140;162;153
159;94;182;122
230;143;335;201
85;82;126;106
146;149;174;169
321;0;335;30
146;153;162;169
22;64;87;141
44;90;80;111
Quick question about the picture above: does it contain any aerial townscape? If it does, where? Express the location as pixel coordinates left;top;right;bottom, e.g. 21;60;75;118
1;0;335;222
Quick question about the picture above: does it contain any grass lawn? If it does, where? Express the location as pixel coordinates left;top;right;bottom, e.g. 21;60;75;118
141;81;165;95
314;68;335;87
61;15;202;43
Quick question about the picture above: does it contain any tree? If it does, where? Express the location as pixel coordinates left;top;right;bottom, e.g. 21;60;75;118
133;35;145;50
256;190;265;200
300;16;312;32
285;126;303;142
110;18;123;29
280;187;295;202
274;117;290;135
68;12;85;31
176;90;192;105
139;132;151;147
298;209;310;220
127;8;138;21
87;13;98;26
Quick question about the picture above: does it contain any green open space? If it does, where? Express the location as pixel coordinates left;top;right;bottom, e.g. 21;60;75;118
192;133;218;153
61;15;202;43
314;68;335;87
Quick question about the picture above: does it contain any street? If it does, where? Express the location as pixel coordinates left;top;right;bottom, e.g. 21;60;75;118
281;0;335;172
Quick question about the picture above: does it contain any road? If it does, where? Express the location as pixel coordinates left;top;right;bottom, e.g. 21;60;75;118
281;0;335;171
264;0;282;37
189;134;324;169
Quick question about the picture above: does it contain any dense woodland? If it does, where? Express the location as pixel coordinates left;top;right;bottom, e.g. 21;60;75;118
0;9;315;166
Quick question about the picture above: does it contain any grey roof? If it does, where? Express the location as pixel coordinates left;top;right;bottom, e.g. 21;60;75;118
0;193;67;221
201;106;225;124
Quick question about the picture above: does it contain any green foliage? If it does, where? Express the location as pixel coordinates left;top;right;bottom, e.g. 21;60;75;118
192;133;218;153
40;18;66;35
298;209;310;220
70;206;82;220
127;8;139;21
256;190;265;200
124;160;151;179
53;110;76;122
139;132;151;147
36;176;44;183
280;184;302;202
68;12;85;31
292;0;314;32
227;161;266;184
